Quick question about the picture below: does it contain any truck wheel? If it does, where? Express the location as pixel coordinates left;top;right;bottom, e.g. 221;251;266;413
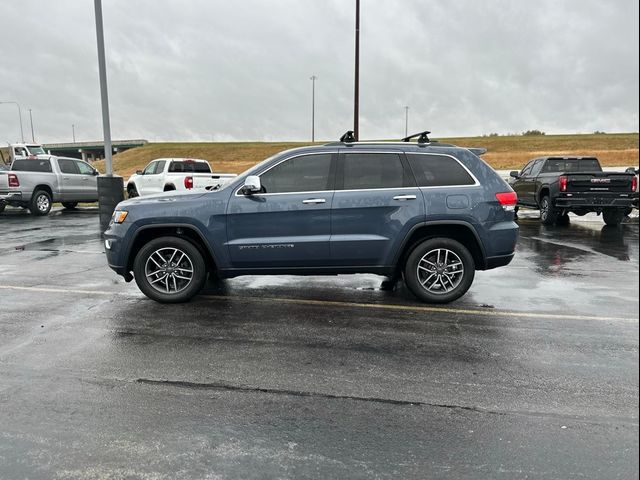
0;203;5;214
127;185;139;198
29;190;52;216
133;236;207;303
62;202;78;210
539;195;558;225
164;185;176;192
602;209;624;226
404;238;475;304
557;214;570;225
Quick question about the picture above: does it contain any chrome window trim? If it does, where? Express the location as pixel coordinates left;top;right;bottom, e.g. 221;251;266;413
405;152;480;188
234;151;337;197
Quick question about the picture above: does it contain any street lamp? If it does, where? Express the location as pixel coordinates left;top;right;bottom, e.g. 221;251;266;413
310;75;317;142
72;124;76;143
404;106;409;138
28;109;35;142
0;101;25;142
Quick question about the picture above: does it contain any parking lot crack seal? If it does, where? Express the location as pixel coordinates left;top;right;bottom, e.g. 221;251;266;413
135;377;499;412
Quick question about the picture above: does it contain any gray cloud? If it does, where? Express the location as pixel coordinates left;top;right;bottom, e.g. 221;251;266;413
1;0;638;143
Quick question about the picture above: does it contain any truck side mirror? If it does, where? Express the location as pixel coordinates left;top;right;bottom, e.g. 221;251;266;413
136;170;143;175
241;175;261;194
509;171;520;179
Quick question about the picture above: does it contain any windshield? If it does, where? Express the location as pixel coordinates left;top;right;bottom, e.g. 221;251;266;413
27;146;45;155
542;158;602;173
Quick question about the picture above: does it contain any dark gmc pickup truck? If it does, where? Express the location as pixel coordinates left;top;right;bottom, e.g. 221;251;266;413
509;156;638;226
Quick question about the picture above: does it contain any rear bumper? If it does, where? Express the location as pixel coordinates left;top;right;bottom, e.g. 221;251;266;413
555;194;635;209
485;253;515;270
0;191;23;203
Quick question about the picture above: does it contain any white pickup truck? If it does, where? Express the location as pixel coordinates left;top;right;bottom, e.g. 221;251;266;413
125;158;236;198
0;156;99;215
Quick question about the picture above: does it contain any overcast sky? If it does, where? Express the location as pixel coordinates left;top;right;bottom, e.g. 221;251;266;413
1;0;638;144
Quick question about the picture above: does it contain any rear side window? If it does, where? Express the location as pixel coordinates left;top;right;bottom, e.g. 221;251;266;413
342;153;411;190
407;154;475;187
542;158;602;173
260;154;332;193
58;159;79;174
169;160;211;173
11;159;52;173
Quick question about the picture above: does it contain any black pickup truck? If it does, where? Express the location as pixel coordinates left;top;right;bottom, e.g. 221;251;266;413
509;156;638;226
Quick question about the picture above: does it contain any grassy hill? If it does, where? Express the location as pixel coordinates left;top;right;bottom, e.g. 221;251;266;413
87;132;640;177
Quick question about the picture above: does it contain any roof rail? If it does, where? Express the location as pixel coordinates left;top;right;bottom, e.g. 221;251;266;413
339;130;356;143
401;130;431;143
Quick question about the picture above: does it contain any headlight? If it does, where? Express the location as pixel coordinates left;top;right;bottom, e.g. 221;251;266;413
113;210;129;223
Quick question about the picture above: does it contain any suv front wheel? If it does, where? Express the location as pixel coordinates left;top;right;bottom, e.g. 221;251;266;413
133;236;207;303
404;238;475;304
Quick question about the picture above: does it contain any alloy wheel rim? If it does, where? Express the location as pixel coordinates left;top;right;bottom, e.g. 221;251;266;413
417;248;464;294
37;195;50;212
145;247;194;294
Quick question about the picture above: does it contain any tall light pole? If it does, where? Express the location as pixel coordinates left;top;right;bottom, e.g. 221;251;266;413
72;124;76;143
353;0;360;141
310;75;317;142
404;106;409;138
93;0;123;231
28;109;35;142
0;101;25;142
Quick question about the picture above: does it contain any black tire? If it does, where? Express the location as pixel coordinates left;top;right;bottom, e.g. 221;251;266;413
557;214;570;225
539;195;558;225
62;202;78;210
164;185;176;192
133;236;207;303
404;238;475;304
127;185;139;199
602;209;624;226
0;203;5;214
29;190;52;216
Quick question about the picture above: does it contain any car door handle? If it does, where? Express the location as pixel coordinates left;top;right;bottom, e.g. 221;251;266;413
393;195;417;201
302;198;326;204
62;177;70;180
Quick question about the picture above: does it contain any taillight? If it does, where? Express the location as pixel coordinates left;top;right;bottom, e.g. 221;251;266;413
495;191;517;211
8;173;19;187
559;175;568;192
184;176;193;189
632;175;638;192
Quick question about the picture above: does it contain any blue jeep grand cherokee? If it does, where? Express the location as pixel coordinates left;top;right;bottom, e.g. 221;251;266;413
104;132;518;304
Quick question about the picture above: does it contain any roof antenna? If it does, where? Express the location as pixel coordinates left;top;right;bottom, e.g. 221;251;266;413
340;130;356;143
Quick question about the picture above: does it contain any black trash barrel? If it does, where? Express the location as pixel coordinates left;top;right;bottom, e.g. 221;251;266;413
97;176;124;232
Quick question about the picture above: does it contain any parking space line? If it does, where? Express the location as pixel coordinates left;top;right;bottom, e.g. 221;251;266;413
1;283;636;323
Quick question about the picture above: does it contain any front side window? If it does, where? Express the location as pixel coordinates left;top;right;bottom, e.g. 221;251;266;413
58;159;79;174
520;161;535;177
407;154;475;187
342;153;410;190
143;162;157;175
75;161;94;175
259;154;332;193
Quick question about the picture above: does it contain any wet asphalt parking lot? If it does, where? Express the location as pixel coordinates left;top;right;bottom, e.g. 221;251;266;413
0;206;638;479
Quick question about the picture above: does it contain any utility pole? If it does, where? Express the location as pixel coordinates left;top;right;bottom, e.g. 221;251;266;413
310;75;317;142
72;124;76;143
353;0;360;141
0;101;25;142
404;106;409;138
28;109;35;142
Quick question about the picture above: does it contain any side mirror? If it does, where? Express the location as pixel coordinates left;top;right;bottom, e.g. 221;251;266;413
241;175;261;194
92;169;99;176
509;171;520;179
136;170;143;175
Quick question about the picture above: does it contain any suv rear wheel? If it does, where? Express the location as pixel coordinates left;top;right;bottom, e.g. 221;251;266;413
133;236;207;303
404;238;475;304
